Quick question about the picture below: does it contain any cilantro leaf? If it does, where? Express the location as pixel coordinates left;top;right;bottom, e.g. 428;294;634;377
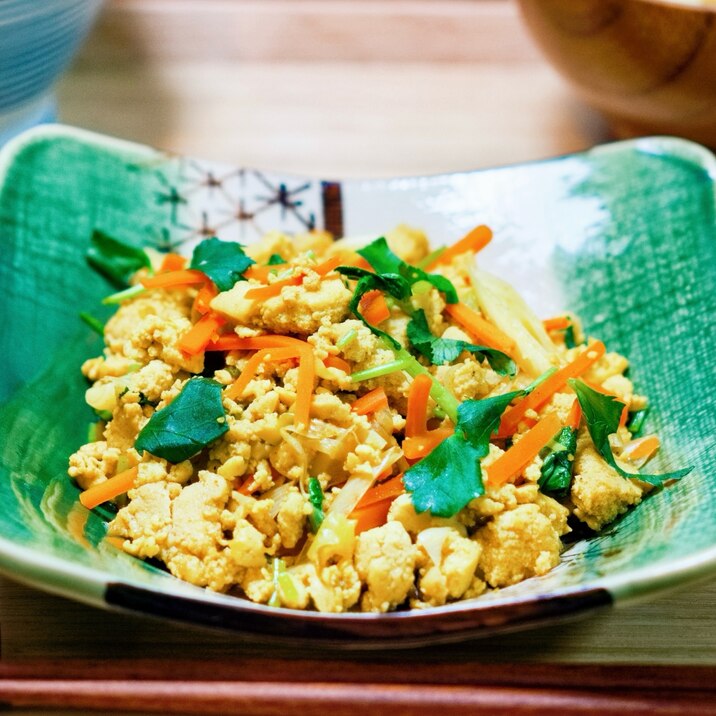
335;266;411;348
407;309;516;376
403;434;483;517
404;390;523;517
539;426;577;498
189;237;255;292
457;390;524;451
87;229;151;288
569;379;692;487
307;477;325;532
267;254;287;266
135;377;228;462
357;237;458;303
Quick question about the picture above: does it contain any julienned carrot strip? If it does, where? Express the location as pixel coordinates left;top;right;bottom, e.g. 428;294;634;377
567;399;582;431
237;475;257;495
206;335;309;352
141;269;207;289
244;256;343;300
244;275;302;300
225;347;301;400
486;413;561;486
425;225;493;270
444;303;516;356
360;290;391;325
402;427;454;460
498;341;606;437
313;255;343;277
543;316;571;332
79;466;138;510
159;253;187;272
225;344;314;427
193;281;219;315
350;498;393;534
323;355;352;374
244;264;284;282
351;387;389;416
406;373;432;437
354;474;404;510
621;434;660;462
178;312;226;355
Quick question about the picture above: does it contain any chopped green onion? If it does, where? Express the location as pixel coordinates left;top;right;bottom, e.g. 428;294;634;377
102;284;146;305
79;312;105;336
627;408;649;436
416;246;446;269
268;558;297;607
308;477;325;532
86;422;103;442
350;360;406;382
94;409;112;421
337;329;357;348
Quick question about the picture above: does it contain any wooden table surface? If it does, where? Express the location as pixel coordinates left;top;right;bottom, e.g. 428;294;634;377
4;1;715;713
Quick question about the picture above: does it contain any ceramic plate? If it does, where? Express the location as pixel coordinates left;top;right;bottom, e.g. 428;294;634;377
1;125;714;647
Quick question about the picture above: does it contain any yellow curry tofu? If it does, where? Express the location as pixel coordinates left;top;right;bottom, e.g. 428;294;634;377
69;225;688;612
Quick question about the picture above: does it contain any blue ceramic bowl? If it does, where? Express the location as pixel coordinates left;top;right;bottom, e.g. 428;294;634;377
0;0;103;143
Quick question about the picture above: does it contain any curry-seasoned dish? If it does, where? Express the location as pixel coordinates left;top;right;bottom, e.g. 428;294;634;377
69;225;689;612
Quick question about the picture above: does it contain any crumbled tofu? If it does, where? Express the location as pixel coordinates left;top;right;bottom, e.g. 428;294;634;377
355;522;417;612
475;504;563;587
571;434;643;531
68;441;122;490
384;224;430;265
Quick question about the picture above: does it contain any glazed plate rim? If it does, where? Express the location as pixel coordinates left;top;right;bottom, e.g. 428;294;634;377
1;123;716;645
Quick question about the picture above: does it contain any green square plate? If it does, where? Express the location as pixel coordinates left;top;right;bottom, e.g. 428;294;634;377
0;124;714;647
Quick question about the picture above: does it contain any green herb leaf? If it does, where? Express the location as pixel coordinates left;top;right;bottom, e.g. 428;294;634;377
406;309;515;375
189;237;255;292
135;377;228;462
307;477;325;532
403;433;483;517
569;379;692;487
539;426;577;498
267;253;286;266
335;266;412;348
404;390;523;517
357;237;458;303
87;230;151;288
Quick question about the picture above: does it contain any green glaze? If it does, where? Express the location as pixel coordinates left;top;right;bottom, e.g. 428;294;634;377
0;125;714;632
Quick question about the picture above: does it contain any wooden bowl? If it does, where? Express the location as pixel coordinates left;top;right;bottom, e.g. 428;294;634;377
517;0;716;145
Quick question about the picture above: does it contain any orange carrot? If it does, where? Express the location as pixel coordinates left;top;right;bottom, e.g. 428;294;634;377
567;398;582;431
159;253;187;272
244;256;343;300
193;281;219;315
141;269;207;289
402;427;454;460
225;347;301;400
425;225;493;270
237;475;258;495
444;303;516;356
105;536;125;550
621;434;660;462
244;264;284;282
486;413;561;486
225;343;314;427
178;312;226;355
354;474;404;510
360;290;391;325
543;316;571;332
323;355;352;374
244;275;302;300
79;466;138;510
350;498;393;534
498;341;606;437
206;334;309;352
332;250;372;271
406;373;432;437
351;387;389;416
